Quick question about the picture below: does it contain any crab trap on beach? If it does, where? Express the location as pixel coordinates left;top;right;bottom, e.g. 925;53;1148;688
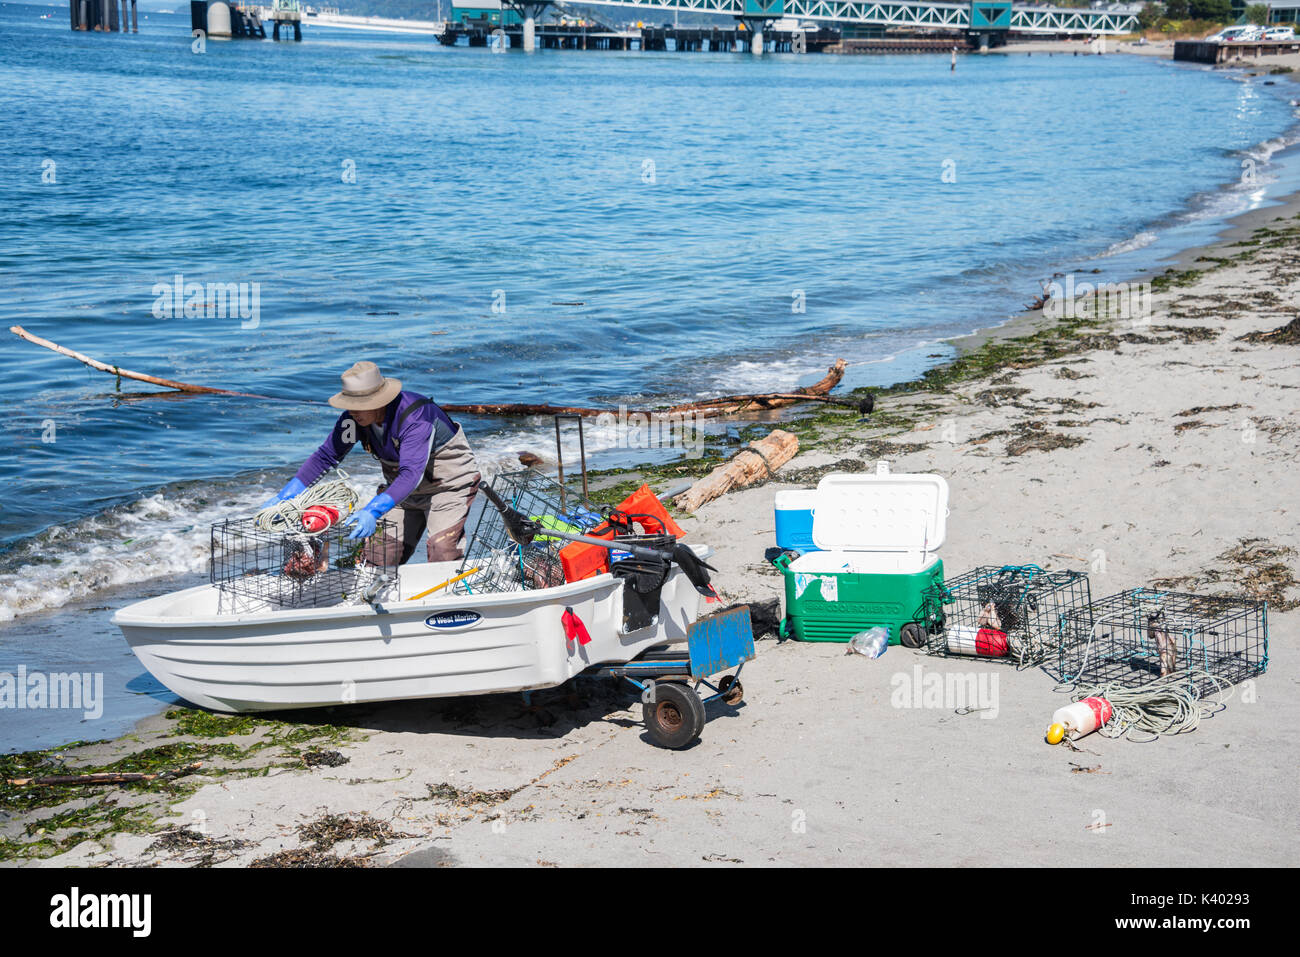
452;469;606;596
210;518;399;611
920;565;1092;668
1056;588;1268;698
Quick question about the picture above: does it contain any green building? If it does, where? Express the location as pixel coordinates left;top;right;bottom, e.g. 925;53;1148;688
451;0;522;26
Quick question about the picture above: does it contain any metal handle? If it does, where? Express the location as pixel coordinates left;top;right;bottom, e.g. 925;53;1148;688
553;413;588;509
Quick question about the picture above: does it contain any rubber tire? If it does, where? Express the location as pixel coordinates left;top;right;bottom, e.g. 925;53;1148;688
718;674;744;706
643;680;706;750
899;622;926;649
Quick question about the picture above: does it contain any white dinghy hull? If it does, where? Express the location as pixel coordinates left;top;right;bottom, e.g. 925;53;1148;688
113;551;710;713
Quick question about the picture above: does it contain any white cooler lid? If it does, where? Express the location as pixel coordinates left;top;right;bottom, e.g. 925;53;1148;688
812;471;949;552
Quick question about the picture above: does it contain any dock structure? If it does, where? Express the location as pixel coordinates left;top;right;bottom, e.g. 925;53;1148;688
190;0;268;39
70;0;137;32
575;0;1136;36
448;1;1136;55
441;19;838;51
269;0;303;40
1173;38;1300;63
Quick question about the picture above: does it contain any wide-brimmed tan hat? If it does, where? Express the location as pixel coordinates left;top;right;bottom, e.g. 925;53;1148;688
328;361;402;411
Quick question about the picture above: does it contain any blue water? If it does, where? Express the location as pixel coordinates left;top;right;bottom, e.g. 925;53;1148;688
2;2;1299;748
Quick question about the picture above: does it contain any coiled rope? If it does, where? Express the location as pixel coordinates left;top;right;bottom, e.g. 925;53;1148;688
253;470;360;536
1068;672;1233;742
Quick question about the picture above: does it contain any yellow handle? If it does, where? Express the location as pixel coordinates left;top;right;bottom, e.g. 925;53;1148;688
408;567;480;602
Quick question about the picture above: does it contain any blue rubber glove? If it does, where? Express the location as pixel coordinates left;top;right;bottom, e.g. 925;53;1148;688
344;493;396;540
260;477;307;511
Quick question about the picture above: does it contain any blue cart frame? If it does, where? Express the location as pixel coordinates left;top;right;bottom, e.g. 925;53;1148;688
584;604;756;749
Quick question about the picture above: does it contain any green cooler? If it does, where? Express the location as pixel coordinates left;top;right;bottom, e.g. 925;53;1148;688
776;467;948;646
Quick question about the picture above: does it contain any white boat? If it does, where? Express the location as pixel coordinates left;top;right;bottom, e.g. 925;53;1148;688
113;550;711;713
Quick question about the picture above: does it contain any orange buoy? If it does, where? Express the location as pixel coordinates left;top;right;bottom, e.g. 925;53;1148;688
301;504;341;533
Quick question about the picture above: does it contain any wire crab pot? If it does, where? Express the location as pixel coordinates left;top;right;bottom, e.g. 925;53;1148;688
210;517;399;611
1057;588;1268;699
452;470;606;596
921;565;1092;669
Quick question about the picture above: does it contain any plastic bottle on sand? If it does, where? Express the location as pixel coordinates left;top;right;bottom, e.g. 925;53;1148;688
848;627;889;658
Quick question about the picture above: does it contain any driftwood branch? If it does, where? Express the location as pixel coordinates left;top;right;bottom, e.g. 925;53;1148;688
441;360;849;418
5;762;203;787
10;326;277;399
674;429;800;512
10;326;853;420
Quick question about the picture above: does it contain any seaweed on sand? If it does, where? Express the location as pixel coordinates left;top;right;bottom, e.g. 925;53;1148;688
249;847;373;868
1151;539;1298;612
297;812;413;852
1237;317;1300;345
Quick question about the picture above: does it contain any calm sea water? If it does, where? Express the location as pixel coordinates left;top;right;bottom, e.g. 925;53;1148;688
2;2;1299;746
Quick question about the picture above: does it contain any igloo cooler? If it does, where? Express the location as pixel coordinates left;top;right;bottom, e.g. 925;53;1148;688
774;489;819;552
774;467;948;645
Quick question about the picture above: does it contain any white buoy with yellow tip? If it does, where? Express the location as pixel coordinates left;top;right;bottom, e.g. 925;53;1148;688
1045;697;1112;744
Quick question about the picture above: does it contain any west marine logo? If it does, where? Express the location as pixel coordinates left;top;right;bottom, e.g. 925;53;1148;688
425;611;482;630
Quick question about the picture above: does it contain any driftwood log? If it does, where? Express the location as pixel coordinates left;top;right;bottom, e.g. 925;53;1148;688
9;326;276;399
5;762;203;787
9;326;850;420
441;360;848;419
674;429;799;513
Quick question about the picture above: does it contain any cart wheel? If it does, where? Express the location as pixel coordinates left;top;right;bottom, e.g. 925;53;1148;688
643;681;706;750
717;674;744;706
899;622;926;649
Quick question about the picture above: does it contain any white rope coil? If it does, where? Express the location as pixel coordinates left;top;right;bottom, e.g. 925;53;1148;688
1070;671;1233;741
254;470;360;536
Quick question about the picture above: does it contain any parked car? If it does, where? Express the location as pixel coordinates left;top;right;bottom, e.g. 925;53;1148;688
1264;26;1296;41
1208;25;1267;42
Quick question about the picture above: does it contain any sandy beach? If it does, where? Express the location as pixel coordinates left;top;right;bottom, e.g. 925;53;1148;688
4;177;1296;868
1010;35;1300;77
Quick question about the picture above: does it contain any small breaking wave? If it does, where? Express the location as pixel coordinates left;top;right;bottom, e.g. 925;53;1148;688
0;482;282;624
1099;230;1159;257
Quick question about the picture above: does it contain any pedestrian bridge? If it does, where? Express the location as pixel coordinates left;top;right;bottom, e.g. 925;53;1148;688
556;0;1140;35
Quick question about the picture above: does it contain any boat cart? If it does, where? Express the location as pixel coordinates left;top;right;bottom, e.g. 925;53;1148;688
585;604;756;749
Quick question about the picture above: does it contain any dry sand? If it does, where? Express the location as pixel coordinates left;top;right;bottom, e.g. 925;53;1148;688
7;198;1300;870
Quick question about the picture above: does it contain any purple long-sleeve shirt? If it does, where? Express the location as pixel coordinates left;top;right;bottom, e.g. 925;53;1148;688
295;391;459;506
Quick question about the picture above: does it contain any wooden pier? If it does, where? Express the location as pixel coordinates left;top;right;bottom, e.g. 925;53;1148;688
829;36;974;54
1174;39;1300;64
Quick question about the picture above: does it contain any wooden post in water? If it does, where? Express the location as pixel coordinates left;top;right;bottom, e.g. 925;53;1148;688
132;0;137;31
